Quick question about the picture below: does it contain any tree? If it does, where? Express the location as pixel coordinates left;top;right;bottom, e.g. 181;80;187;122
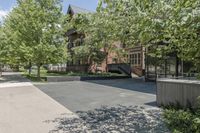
98;0;200;74
0;22;14;76
4;0;67;79
66;8;126;72
0;24;6;76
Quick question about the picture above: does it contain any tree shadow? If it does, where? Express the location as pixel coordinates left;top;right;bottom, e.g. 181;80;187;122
0;72;29;83
84;79;156;95
48;105;169;133
145;101;158;107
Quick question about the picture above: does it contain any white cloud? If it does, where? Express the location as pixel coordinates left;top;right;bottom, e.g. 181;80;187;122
0;10;8;21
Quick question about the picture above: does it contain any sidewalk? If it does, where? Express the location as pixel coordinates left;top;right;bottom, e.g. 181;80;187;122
0;73;77;133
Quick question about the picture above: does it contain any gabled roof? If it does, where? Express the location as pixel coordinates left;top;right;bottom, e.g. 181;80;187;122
67;4;91;15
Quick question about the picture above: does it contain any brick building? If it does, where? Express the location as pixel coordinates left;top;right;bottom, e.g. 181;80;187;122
49;5;185;80
66;5;131;75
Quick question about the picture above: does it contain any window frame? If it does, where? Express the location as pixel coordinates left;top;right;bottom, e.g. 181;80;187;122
129;52;142;66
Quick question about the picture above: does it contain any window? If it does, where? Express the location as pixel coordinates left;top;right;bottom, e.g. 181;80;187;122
138;53;141;65
130;52;141;66
134;54;137;64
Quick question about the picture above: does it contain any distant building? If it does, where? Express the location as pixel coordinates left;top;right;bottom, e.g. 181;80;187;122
65;5;130;74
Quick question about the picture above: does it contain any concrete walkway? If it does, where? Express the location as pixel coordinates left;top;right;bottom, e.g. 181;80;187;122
0;73;76;133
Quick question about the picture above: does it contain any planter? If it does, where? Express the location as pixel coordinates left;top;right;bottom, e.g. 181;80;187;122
157;78;200;107
46;75;131;82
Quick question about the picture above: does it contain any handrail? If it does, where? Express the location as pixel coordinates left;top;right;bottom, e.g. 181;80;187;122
118;66;131;75
107;63;131;76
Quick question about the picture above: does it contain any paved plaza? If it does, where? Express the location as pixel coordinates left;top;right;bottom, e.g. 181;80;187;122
0;72;168;133
35;79;157;112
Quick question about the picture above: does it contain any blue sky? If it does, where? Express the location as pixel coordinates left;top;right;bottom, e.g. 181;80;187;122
0;0;98;20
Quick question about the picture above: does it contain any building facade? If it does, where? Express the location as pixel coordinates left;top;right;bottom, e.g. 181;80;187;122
65;5;130;74
49;5;187;80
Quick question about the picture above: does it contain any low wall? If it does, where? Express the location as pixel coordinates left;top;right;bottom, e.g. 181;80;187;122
157;78;200;107
48;65;89;73
47;76;81;82
47;76;131;82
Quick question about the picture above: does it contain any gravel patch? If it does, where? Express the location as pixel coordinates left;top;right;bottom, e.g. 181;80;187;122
49;105;169;133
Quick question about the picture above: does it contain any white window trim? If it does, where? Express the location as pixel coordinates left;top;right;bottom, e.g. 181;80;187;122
129;52;141;67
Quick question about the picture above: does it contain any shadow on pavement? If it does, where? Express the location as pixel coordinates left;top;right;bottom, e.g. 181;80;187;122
48;105;168;133
0;72;29;83
144;101;157;107
84;79;156;95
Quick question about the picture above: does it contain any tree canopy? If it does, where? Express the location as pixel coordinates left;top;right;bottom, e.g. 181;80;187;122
97;0;200;71
1;0;200;77
3;0;67;78
65;6;127;71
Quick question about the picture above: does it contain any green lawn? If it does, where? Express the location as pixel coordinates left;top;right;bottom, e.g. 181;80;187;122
22;67;48;82
22;67;126;82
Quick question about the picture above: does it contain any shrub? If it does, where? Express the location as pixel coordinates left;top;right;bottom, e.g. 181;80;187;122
198;74;200;80
163;97;200;133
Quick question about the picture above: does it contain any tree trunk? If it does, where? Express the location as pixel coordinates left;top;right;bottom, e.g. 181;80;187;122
105;53;108;73
87;55;93;73
175;55;179;78
145;48;149;81
15;65;19;72
164;59;167;78
37;65;41;80
66;62;68;72
28;62;32;76
0;65;2;77
155;64;157;80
